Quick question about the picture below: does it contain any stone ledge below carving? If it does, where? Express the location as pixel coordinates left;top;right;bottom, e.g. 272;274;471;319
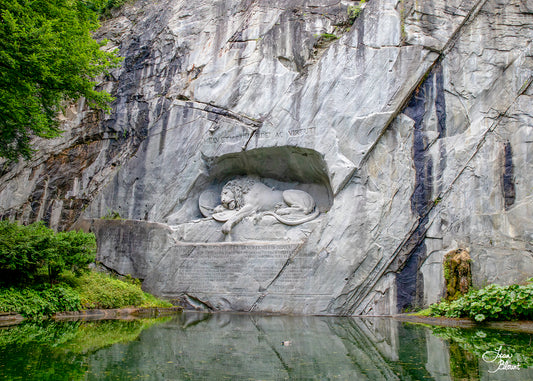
170;216;322;242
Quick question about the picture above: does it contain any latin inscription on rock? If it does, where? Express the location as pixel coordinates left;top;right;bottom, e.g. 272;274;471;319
158;242;306;294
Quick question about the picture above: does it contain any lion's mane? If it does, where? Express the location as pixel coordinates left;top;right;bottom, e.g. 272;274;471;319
221;177;256;209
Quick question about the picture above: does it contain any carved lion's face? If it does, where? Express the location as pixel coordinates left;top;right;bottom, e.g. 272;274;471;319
221;189;236;210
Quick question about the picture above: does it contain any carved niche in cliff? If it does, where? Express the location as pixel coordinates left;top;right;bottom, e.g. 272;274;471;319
165;147;332;242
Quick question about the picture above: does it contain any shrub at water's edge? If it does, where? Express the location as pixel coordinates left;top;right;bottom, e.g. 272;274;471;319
417;280;533;322
65;271;144;309
0;284;82;317
0;271;172;318
63;271;172;310
0;221;172;318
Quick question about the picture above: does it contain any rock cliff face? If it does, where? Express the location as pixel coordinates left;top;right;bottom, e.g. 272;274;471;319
1;0;532;315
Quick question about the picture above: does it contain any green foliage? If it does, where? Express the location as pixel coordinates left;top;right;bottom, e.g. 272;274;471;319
64;271;171;309
443;249;472;301
428;281;533;322
51;229;97;277
411;307;432;317
431;326;533;368
0;271;172;317
0;318;169;380
0;0;122;161
101;209;122;220
0;320;80;347
0;221;96;284
347;1;366;24
86;0;130;15
316;33;338;41
0;284;81;317
0;219;171;315
89;0;123;10
58;318;168;353
64;271;143;309
123;273;141;286
140;291;173;308
0;220;52;283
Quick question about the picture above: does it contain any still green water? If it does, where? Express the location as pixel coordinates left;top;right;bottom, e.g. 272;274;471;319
0;313;532;380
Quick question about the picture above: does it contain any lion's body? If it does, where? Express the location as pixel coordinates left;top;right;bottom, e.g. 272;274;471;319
212;178;319;234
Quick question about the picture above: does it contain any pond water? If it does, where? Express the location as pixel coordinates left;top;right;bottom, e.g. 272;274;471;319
0;313;532;380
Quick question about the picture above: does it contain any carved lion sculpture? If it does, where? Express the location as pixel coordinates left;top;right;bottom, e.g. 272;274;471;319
211;178;319;234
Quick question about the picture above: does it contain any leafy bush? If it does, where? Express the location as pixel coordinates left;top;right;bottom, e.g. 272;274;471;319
0;221;52;283
428;280;533;322
86;0;131;17
69;271;172;309
0;271;172;317
0;0;121;161
0;284;81;318
70;272;143;309
0;221;96;284
50;230;97;278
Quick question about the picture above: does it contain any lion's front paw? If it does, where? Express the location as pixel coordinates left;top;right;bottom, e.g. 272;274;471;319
275;207;293;215
214;205;226;213
222;222;231;234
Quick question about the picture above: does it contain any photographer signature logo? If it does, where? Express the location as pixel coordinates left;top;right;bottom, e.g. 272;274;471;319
482;346;521;373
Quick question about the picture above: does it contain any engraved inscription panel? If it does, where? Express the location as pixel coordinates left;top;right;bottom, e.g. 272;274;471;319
166;242;303;294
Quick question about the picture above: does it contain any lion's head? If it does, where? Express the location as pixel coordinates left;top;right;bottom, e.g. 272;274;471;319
220;178;256;210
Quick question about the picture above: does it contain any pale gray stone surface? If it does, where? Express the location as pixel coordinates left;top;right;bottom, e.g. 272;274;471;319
1;0;532;315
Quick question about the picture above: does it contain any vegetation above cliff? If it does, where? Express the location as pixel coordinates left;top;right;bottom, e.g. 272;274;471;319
0;0;121;162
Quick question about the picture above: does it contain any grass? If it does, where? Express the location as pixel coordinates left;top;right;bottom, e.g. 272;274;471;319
0;270;173;318
64;271;173;309
411;308;432;317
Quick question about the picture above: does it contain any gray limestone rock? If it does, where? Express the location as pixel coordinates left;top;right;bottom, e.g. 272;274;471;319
1;0;533;315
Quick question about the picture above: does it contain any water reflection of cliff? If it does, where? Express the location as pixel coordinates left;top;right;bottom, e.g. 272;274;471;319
86;314;533;380
1;314;532;380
